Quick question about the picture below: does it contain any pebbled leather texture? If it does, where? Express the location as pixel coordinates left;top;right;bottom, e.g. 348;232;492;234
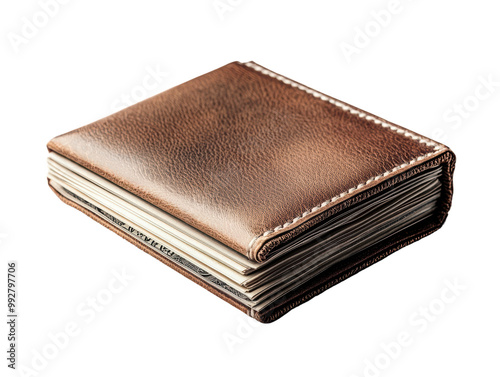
47;61;453;262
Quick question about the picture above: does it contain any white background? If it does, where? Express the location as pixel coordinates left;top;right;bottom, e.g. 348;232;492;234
1;1;499;376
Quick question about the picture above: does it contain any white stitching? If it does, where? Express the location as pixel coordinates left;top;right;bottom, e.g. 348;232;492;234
242;62;445;256
244;62;443;150
246;151;439;254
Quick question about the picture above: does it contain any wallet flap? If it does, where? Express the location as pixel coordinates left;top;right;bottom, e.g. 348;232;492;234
47;61;450;261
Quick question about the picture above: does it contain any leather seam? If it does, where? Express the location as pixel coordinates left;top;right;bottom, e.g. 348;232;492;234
243;62;443;150
242;61;445;257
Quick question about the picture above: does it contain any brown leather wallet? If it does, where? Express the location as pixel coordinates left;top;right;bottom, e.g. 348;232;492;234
47;61;455;323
